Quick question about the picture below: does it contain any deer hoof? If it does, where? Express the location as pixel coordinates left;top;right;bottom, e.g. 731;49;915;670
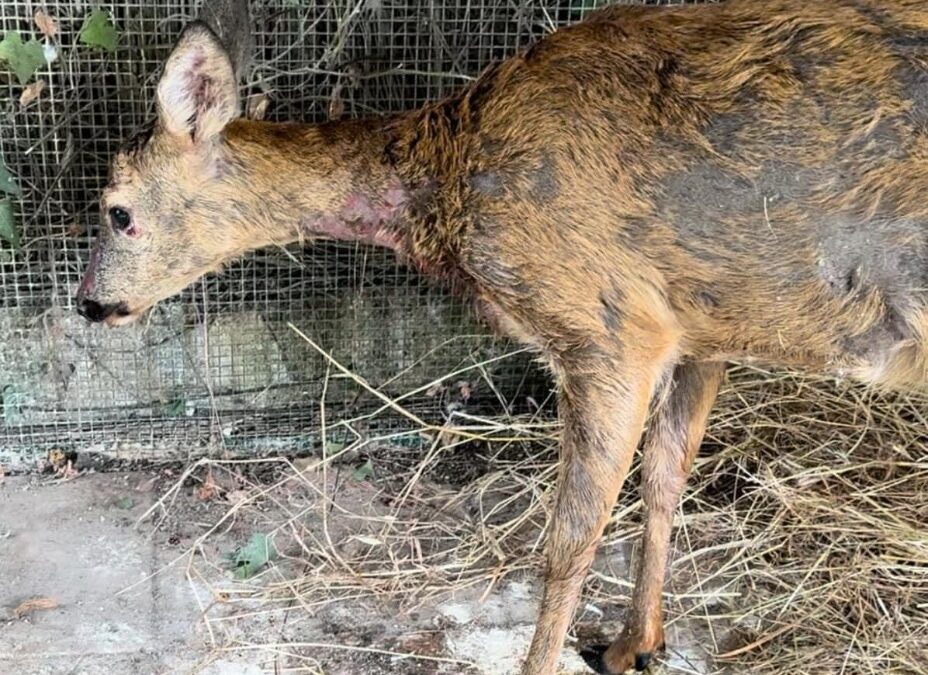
579;645;613;674
579;641;666;673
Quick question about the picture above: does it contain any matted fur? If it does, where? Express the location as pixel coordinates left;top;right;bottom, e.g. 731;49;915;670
77;1;928;673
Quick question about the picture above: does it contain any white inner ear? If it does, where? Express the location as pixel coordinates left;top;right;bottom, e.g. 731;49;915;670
158;49;206;137
156;30;239;143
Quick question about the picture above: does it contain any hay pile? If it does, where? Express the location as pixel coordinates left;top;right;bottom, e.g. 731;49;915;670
142;341;928;674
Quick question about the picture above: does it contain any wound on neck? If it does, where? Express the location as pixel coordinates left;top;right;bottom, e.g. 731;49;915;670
300;176;409;251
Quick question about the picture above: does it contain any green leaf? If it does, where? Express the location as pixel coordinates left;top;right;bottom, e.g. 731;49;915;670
78;10;118;52
114;496;135;510
0;160;21;196
0;199;20;250
351;459;374;482
227;533;275;579
164;398;186;417
0;31;46;85
324;440;345;455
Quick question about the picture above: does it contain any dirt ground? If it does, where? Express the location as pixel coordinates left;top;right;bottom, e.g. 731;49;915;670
5;373;926;675
0;469;713;675
0;472;261;674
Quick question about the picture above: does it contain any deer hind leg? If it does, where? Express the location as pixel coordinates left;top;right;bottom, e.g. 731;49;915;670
581;361;724;674
521;345;677;675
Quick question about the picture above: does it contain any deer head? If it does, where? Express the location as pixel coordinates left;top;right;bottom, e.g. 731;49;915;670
76;1;254;325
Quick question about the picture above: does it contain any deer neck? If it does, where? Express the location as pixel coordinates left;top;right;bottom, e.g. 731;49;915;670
220;117;442;264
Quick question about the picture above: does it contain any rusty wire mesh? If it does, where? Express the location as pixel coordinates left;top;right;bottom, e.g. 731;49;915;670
0;1;699;468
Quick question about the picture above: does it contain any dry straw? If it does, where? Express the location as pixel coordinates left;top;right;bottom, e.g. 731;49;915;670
140;330;928;674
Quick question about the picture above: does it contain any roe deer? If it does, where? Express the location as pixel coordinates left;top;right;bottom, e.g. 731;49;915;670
76;0;928;672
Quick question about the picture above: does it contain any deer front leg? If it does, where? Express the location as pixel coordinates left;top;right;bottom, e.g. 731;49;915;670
522;349;675;675
581;361;724;674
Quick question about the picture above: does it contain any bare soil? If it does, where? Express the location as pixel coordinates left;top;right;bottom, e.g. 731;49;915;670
0;468;712;675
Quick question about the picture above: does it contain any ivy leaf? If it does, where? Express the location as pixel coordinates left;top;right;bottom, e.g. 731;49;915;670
324;440;345;455
114;496;135;510
0;160;21;196
0;31;46;85
226;533;276;579
351;459;374;482
78;10;118;52
163;398;186;417
0;199;20;250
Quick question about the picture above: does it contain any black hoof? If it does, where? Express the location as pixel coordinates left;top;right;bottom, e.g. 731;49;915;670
634;652;652;671
578;644;660;673
579;644;612;674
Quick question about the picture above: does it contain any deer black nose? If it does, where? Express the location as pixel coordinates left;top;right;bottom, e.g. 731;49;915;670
77;298;120;323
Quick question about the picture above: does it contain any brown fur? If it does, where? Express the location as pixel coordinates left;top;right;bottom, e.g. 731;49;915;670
77;1;928;672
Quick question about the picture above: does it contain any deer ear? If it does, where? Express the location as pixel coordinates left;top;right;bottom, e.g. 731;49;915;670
156;22;239;144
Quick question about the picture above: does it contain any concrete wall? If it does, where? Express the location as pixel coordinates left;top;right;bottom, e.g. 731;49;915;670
0;263;538;471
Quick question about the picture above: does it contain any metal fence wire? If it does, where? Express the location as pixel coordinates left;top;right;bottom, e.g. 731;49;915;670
0;1;698;468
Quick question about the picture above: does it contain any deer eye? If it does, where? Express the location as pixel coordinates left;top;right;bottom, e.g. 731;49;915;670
109;207;132;231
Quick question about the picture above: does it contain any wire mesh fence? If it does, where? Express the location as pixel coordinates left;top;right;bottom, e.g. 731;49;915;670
0;0;699;468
